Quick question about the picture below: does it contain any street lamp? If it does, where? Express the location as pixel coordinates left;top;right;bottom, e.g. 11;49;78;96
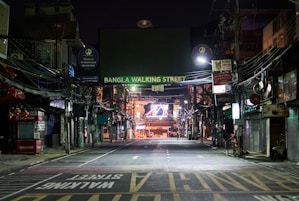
195;56;212;66
190;44;213;142
191;44;213;68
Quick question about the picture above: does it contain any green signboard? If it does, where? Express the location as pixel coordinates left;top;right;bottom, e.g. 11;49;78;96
103;76;186;84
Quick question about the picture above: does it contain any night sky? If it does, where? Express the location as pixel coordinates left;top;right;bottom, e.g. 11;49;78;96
71;0;294;45
3;0;294;45
2;0;295;78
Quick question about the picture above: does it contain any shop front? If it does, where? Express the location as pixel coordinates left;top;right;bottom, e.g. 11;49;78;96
244;112;265;154
243;104;289;157
287;106;299;161
16;110;46;154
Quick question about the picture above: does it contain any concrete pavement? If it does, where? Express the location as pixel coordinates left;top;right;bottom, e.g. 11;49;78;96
0;141;299;177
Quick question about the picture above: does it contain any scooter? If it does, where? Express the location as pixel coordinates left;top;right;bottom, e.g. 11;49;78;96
270;133;287;161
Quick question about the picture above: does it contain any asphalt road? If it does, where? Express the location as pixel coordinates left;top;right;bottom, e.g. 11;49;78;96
1;138;299;201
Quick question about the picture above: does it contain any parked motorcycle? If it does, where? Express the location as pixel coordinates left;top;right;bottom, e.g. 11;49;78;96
270;133;287;161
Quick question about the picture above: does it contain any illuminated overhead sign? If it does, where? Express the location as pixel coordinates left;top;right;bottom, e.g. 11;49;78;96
103;76;186;84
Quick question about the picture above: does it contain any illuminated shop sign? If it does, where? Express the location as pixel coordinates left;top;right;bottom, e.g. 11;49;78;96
212;85;231;94
103;76;186;84
212;59;232;72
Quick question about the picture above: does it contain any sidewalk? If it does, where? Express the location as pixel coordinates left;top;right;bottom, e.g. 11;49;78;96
211;145;299;177
243;151;299;177
0;140;122;175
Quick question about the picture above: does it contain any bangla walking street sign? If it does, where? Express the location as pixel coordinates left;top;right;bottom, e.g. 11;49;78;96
103;76;186;84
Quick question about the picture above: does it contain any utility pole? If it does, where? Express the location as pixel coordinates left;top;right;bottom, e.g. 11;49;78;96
192;85;198;140
65;101;71;154
234;0;240;60
64;75;71;154
123;87;128;140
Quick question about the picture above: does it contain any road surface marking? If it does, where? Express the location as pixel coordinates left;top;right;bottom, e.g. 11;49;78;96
78;149;118;167
130;172;152;192
0;173;62;201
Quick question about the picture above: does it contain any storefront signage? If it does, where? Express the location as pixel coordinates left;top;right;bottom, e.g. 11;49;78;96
212;59;232;72
18;111;45;122
103;76;186;84
213;72;232;85
212;85;231;94
263;104;289;118
36;121;46;131
244;105;260;113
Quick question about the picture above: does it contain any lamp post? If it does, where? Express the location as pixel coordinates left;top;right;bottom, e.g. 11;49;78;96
191;44;213;142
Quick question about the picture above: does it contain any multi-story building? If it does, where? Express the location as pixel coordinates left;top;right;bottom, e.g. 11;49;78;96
235;8;299;161
0;1;85;154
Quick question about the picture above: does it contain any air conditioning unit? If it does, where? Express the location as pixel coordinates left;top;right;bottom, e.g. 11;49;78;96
11;53;24;60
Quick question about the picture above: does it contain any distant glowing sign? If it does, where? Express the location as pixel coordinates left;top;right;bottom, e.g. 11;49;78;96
145;104;169;118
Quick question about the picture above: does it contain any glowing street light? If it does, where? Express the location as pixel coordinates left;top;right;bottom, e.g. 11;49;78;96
191;44;213;67
195;56;212;65
137;19;152;28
